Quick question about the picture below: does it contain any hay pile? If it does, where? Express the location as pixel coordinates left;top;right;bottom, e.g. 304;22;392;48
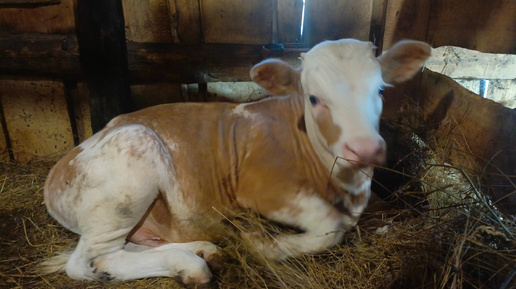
1;135;515;288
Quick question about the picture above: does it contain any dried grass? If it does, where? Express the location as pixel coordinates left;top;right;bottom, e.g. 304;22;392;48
1;124;515;289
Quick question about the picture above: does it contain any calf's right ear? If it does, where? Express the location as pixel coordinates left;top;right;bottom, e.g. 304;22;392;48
378;40;431;84
251;59;301;95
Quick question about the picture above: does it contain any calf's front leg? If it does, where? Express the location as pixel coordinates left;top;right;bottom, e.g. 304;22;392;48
247;191;357;260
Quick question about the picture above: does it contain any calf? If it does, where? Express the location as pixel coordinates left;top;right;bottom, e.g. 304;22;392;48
41;39;430;285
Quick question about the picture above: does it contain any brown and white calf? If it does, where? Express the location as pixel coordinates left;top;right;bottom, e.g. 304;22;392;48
41;39;430;284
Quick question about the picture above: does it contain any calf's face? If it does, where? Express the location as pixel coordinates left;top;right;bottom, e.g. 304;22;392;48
251;39;431;169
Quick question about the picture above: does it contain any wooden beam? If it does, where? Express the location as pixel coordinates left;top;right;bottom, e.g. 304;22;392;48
0;34;81;80
127;42;290;83
0;0;59;8
76;0;132;132
0;34;296;83
425;46;516;79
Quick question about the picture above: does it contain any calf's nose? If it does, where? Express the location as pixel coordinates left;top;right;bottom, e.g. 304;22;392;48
343;137;386;167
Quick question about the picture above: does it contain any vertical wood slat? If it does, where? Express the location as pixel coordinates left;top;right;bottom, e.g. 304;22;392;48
383;0;516;54
0;95;13;161
303;0;374;47
0;80;74;161
171;0;202;44
0;0;75;34
277;0;303;44
382;0;431;51
429;0;516;54
201;0;273;44
76;0;132;133
369;0;386;53
122;0;173;42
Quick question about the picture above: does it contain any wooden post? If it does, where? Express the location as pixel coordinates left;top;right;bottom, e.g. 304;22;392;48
75;0;132;133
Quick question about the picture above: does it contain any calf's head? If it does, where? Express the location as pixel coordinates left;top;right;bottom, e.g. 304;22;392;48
251;39;431;172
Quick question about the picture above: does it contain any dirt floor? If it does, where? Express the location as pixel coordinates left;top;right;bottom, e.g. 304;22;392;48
1;157;515;289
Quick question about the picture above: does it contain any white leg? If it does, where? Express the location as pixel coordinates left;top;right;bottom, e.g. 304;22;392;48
249;192;355;260
66;238;211;283
52;125;213;284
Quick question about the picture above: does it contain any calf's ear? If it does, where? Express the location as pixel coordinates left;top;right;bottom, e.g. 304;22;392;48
378;40;431;84
251;59;301;95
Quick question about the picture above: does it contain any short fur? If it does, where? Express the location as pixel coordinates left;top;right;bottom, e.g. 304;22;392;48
41;39;430;285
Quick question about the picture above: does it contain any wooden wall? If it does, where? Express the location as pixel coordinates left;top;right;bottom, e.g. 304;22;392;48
1;0;515;162
383;0;516;54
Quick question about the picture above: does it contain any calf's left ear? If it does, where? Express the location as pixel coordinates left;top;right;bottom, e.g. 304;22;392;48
251;59;301;95
378;40;431;84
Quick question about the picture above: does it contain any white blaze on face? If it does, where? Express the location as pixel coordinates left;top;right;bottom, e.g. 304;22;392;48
301;39;386;169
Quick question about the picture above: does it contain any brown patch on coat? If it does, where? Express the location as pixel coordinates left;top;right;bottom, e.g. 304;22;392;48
314;107;341;146
348;190;368;207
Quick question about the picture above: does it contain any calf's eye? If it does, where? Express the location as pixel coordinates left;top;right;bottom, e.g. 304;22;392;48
379;86;385;95
309;95;319;105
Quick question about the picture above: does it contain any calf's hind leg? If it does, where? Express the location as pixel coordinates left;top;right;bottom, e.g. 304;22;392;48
56;125;211;284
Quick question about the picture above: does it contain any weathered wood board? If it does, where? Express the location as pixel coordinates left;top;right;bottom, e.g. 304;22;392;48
201;0;273;44
169;0;202;44
277;0;304;44
0;34;81;80
303;0;374;46
426;46;516;80
383;0;516;54
0;114;8;161
0;80;74;162
73;82;92;142
382;0;431;51
130;82;184;109
386;70;516;214
1;34;291;83
455;79;516;109
429;0;516;54
122;0;173;42
0;0;74;33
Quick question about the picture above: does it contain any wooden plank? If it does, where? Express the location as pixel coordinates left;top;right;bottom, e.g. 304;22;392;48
131;83;184;109
0;0;60;7
0;34;81;80
384;0;516;54
0;34;297;83
455;79;516;109
122;0;173;42
201;0;273;44
429;0;516;54
0;0;59;3
303;0;373;46
0;80;74;162
0;0;74;33
369;0;386;52
76;82;93;140
386;70;516;214
127;42;287;83
382;0;431;50
171;0;202;44
426;46;516;79
76;0;132;133
0;99;11;161
277;0;303;44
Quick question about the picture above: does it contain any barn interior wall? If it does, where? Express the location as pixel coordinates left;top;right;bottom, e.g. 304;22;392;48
0;80;74;162
1;0;515;162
